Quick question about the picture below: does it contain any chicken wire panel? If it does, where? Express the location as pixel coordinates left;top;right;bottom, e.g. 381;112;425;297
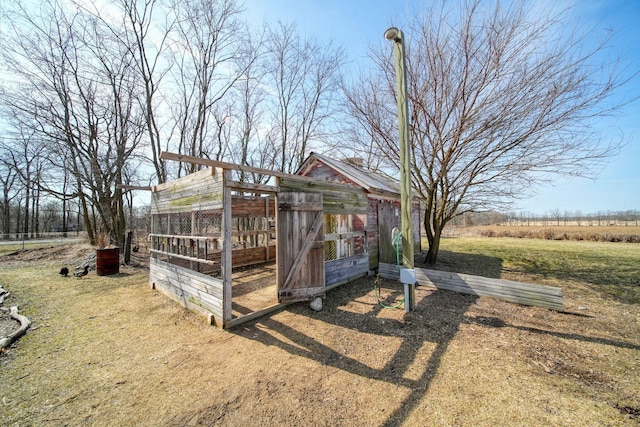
324;215;337;261
150;209;223;279
194;210;222;236
323;213;367;261
152;210;222;236
152;214;169;234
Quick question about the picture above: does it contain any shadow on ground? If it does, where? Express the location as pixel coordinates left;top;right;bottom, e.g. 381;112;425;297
178;249;639;426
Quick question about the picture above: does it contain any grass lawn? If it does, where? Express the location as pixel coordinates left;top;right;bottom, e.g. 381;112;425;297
0;239;638;426
437;237;640;305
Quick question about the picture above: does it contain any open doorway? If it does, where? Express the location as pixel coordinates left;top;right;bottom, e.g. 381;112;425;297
229;194;278;319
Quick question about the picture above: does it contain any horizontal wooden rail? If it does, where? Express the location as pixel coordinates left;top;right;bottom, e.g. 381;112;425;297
324;231;366;241
150;249;218;265
150;233;216;242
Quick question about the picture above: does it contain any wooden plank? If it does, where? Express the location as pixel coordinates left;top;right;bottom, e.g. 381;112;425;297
154;269;224;300
119;185;152;191
367;197;379;269
151;258;224;293
231;246;276;265
279;177;368;215
151;166;224;214
379;264;563;311
325;271;369;292
227;180;279;194
162;151;373;195
149;249;219;266
277;192;325;302
417;269;563;296
224;301;295;329
162;152;291;180
222;170;233;323
231;196;276;216
378;262;400;280
324;231;366;241
150;233;216;242
282;210;323;292
378;200;401;264
149;258;224;318
325;253;369;286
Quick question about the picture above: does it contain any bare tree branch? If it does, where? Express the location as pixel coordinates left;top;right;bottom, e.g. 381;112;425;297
345;0;635;265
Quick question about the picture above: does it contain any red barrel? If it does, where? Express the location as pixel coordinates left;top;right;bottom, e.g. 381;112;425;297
96;247;120;276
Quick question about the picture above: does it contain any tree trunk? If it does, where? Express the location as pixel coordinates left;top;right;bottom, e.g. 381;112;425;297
424;227;441;266
22;185;29;241
423;206;443;266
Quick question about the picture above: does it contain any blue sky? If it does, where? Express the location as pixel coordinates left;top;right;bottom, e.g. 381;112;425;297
245;0;640;214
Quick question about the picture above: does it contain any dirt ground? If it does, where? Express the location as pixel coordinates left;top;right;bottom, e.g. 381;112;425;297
0;243;639;426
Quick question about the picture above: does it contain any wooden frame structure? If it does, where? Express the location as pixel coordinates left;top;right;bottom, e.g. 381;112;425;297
149;152;422;328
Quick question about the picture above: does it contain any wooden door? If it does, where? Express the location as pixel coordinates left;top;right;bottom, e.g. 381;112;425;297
378;200;401;265
277;192;326;302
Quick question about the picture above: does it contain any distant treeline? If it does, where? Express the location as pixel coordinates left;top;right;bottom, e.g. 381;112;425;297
449;210;640;227
473;227;640;243
0;196;150;242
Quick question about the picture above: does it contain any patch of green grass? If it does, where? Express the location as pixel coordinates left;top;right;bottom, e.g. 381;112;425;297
433;237;640;305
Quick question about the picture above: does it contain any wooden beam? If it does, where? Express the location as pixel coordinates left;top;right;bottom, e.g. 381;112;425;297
161;151;368;194
227;180;279;194
224;302;294;329
162;151;290;179
118;185;152;191
149;249;219;265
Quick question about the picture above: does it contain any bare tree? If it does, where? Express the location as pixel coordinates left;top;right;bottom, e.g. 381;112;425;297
345;0;633;265
0;147;22;239
0;127;47;240
264;22;345;173
112;0;174;184
1;0;146;247
227;56;272;183
168;0;261;176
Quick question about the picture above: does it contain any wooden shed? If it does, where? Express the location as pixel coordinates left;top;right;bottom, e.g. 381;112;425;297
148;152;421;328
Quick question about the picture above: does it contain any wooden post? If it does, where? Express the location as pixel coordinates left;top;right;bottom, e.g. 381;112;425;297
190;211;196;271
221;170;233;326
391;28;415;310
265;196;270;262
124;231;133;264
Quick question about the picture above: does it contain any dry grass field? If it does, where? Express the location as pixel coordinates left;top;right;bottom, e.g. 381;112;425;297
447;225;640;243
0;238;638;426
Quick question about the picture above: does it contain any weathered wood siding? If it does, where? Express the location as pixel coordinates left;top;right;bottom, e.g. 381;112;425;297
277;192;326;302
378;262;401;280
379;265;563;311
151;167;224;214
231;195;275;217
298;159;361;187
367;197;379;269
279;177;367;215
232;245;276;266
378;200;401;265
325;253;369;286
149;257;224;324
